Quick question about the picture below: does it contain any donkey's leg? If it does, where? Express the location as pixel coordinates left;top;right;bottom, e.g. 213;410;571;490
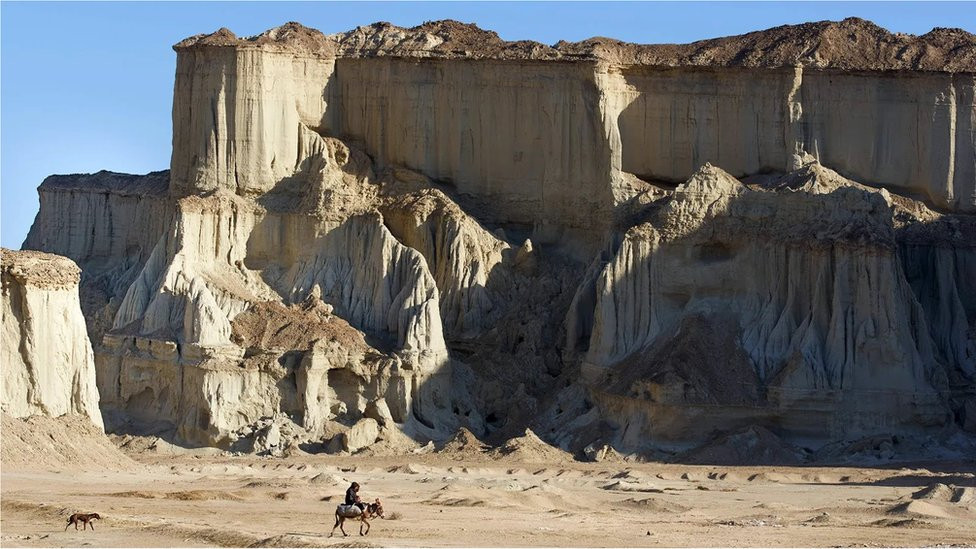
339;517;349;537
362;518;370;536
330;513;340;537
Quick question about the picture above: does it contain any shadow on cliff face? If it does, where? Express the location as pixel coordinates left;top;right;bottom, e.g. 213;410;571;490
323;56;619;251
235;158;461;448
278;156;974;464
358;166;603;448
559;164;975;463
606;312;764;406
615;66;792;186
220;126;614;453
895;212;976;432
450;248;587;446
64;126;973;464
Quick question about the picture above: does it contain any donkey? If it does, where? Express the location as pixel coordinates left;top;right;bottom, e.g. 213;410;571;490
330;498;384;537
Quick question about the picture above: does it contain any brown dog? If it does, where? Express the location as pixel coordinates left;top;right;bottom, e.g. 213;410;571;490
65;513;101;531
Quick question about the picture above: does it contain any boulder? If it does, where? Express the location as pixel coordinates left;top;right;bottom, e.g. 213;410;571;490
364;399;394;427
341;418;380;453
583;442;620;462
253;421;282;455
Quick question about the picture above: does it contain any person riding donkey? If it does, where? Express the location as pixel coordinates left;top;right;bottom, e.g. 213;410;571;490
332;482;384;537
344;482;365;511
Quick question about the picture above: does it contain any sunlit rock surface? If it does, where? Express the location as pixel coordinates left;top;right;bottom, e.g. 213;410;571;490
1;249;103;429
21;18;976;456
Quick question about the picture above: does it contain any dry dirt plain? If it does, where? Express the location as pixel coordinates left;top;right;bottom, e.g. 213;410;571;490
3;449;975;548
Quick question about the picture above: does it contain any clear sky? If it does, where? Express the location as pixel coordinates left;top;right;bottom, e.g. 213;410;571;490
2;1;974;249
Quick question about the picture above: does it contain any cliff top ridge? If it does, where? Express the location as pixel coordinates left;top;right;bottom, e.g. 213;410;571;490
1;248;82;289
174;17;976;71
37;170;169;197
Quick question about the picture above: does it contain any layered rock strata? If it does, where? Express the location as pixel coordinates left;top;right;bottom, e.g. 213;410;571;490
569;161;972;448
170;18;975;231
1;249;103;428
30;134;457;447
20;18;976;455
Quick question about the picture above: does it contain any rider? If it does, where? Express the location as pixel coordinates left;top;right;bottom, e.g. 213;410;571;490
345;482;365;511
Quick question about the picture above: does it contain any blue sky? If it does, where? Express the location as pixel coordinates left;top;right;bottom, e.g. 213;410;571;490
2;1;974;249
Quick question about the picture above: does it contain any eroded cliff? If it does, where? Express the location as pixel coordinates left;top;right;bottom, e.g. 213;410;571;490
1;249;103;429
20;18;976;459
570;161;971;449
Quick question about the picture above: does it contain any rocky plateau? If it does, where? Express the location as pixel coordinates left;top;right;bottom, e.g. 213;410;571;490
5;17;976;464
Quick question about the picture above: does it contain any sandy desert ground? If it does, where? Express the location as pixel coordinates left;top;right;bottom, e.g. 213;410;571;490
3;447;976;548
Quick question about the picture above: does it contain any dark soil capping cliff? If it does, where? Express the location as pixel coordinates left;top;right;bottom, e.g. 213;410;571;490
176;17;976;71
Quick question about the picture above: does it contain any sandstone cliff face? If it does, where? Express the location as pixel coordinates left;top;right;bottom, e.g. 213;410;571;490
380;185;511;339
23;171;174;345
330;59;616;241
572;162;961;446
169;19;976;224
23;108;462;448
605;67;975;211
81;132;456;447
20;18;976;457
1;249;103;429
170;46;334;196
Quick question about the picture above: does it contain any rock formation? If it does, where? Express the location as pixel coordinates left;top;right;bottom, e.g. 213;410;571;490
19;18;976;458
28;138;457;449
1;249;103;428
571;161;970;447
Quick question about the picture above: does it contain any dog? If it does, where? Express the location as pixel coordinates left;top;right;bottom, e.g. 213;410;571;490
65;513;101;531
